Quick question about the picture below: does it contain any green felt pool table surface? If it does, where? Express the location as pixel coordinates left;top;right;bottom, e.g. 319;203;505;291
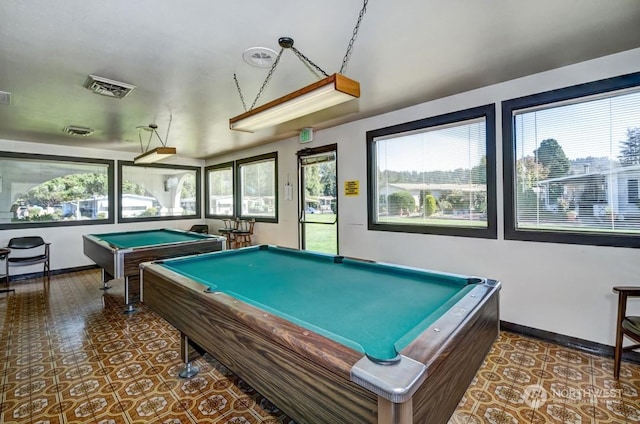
92;228;212;249
158;245;480;361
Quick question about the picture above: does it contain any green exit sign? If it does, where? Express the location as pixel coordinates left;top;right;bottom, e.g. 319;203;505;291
299;128;313;143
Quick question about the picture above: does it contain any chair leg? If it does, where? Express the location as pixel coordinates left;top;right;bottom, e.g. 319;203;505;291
1;263;13;294
614;292;626;379
614;335;623;379
0;276;14;294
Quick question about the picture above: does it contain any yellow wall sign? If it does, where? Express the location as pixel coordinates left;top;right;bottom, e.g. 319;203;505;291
344;180;359;196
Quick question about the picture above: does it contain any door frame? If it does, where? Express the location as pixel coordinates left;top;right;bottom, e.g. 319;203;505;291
297;144;338;253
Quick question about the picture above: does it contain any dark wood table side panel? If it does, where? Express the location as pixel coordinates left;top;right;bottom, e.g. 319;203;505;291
122;239;223;276
411;294;500;424
82;236;115;277
142;269;378;424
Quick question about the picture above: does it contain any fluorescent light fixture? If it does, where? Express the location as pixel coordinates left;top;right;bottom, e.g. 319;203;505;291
229;73;360;132
133;147;177;165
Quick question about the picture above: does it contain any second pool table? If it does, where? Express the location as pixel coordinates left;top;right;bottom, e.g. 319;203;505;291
141;245;500;424
83;228;225;310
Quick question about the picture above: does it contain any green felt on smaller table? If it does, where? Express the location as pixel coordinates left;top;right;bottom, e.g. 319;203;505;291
93;229;210;249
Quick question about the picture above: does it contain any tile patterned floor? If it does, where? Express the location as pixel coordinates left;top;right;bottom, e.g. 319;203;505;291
0;270;638;423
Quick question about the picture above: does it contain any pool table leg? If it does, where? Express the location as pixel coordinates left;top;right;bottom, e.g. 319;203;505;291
378;397;412;424
178;333;199;378
100;269;112;290
123;276;136;314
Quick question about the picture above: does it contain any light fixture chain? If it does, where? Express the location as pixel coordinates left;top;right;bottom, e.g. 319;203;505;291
339;0;368;74
163;113;172;146
151;113;172;147
294;55;322;79
250;48;285;111
139;130;152;154
234;74;248;112
290;46;329;78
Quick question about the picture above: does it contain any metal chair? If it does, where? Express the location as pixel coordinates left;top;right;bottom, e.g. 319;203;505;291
6;236;51;283
613;286;640;378
0;248;14;294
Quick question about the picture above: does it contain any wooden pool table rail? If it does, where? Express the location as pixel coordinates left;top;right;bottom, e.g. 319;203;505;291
83;231;224;282
83;231;224;311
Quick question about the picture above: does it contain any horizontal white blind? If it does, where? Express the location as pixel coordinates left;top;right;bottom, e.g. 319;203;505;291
513;89;640;234
239;159;276;218
207;167;233;216
374;117;488;228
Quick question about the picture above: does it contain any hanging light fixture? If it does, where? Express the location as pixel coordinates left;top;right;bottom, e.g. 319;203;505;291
134;114;177;165
230;1;367;133
229;73;360;132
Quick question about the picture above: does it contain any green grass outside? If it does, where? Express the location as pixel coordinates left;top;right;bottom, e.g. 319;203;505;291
378;216;487;227
303;213;337;254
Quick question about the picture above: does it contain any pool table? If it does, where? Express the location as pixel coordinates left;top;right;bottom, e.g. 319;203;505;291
140;245;500;424
83;228;225;310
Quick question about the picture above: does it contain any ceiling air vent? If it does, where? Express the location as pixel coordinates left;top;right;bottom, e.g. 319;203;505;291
64;126;94;136
83;74;136;99
242;47;278;68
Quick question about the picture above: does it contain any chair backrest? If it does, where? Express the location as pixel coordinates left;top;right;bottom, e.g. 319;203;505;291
222;219;239;230
236;219;255;234
246;219;255;234
8;236;46;249
189;224;209;234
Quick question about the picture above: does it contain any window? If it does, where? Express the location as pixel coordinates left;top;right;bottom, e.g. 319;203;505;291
118;162;200;223
205;162;234;218
628;179;639;204
367;104;496;238
0;152;114;229
236;152;277;222
503;71;640;247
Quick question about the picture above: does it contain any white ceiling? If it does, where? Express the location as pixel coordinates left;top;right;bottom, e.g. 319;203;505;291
1;0;640;160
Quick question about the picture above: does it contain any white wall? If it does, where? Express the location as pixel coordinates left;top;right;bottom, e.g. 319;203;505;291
206;48;640;347
206;140;302;249
0;139;206;273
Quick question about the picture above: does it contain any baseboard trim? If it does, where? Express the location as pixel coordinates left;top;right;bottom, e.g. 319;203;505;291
500;321;640;365
7;265;99;282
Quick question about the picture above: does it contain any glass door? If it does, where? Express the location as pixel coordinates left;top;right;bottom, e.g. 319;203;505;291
298;145;338;254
